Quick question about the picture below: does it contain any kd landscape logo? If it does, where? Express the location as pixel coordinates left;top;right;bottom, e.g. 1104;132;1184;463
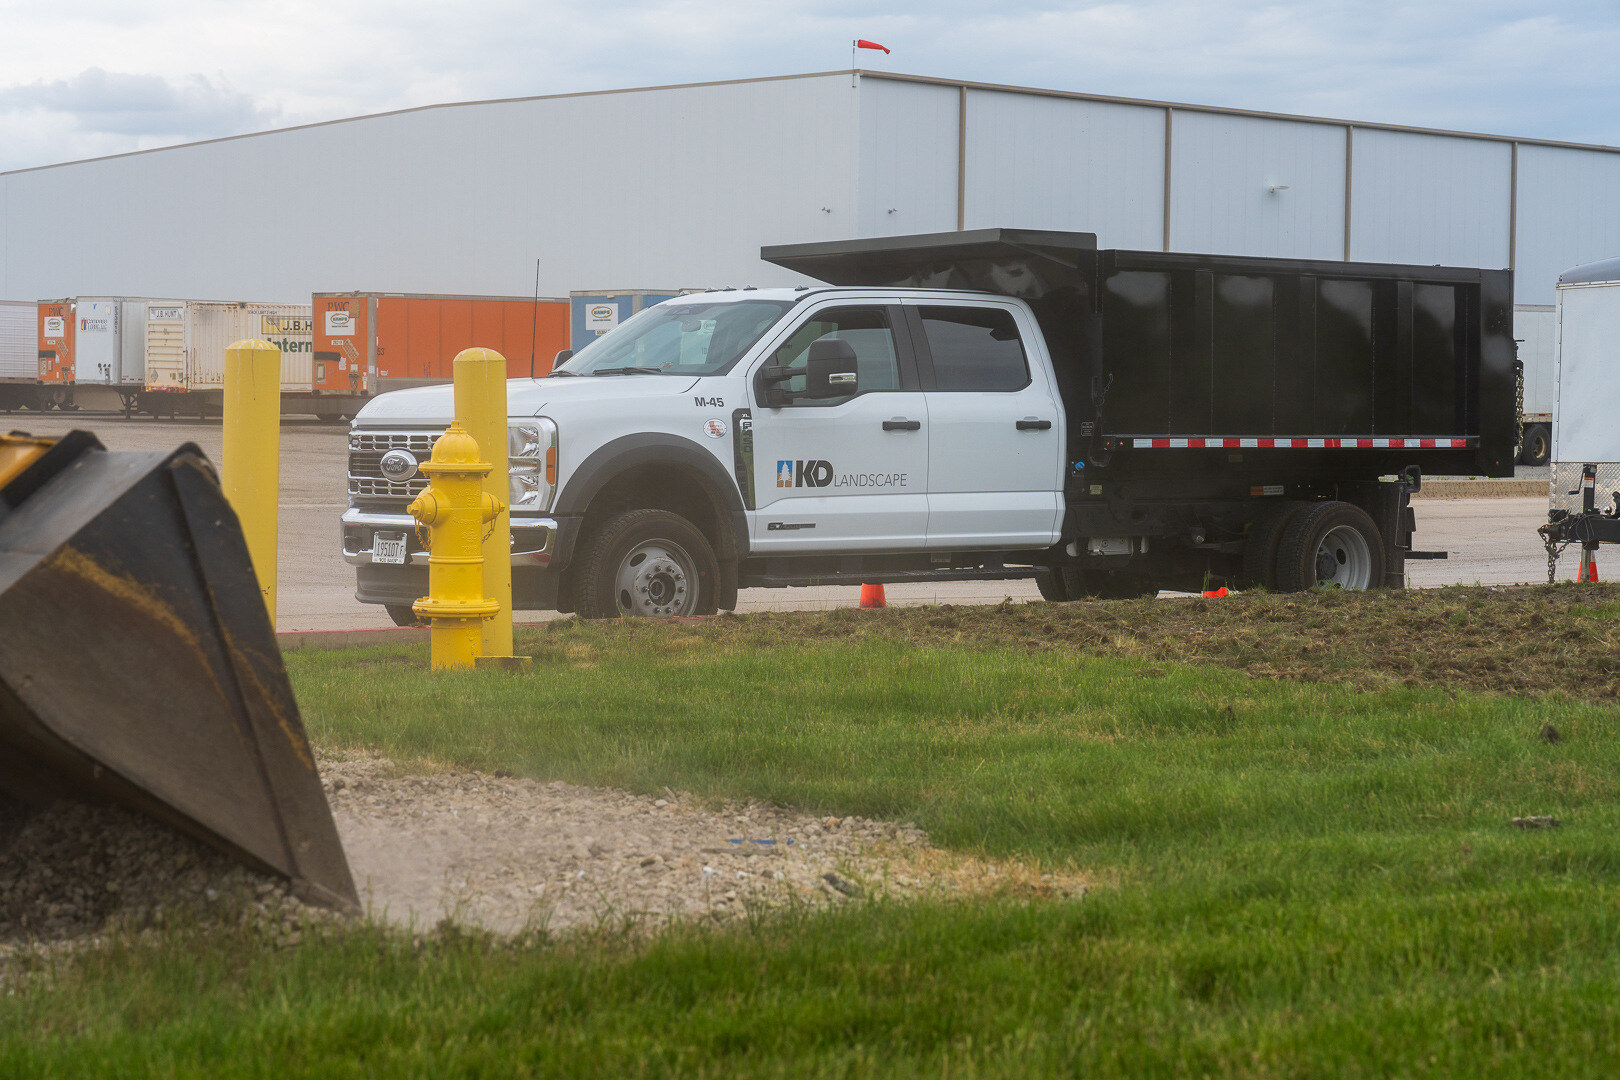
776;459;833;488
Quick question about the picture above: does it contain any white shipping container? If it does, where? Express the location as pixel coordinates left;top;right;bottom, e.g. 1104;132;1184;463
74;297;151;386
143;301;312;393
0;301;36;381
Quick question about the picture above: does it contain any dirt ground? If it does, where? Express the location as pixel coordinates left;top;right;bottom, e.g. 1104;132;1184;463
5;580;1615;968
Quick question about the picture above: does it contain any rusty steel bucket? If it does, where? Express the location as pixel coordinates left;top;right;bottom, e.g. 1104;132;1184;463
0;431;356;909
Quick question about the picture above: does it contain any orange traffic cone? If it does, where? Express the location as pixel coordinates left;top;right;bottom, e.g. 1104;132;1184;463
859;583;886;608
1579;549;1599;583
1203;586;1229;598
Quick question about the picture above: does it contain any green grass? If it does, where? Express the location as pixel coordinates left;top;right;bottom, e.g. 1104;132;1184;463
6;613;1620;1078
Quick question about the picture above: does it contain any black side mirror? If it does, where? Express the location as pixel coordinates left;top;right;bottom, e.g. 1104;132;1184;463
805;338;858;399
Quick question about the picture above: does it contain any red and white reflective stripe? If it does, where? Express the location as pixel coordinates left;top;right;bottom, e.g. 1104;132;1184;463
1128;436;1475;450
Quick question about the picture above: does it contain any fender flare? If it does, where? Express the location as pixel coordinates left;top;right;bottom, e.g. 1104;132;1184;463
554;433;749;563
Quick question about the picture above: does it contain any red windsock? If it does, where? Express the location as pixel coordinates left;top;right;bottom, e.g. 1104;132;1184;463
856;39;891;54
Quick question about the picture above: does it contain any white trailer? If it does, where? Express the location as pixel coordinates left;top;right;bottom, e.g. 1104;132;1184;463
1540;257;1620;579
0;301;46;410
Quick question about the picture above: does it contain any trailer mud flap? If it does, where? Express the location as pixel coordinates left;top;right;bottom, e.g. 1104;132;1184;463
0;432;356;909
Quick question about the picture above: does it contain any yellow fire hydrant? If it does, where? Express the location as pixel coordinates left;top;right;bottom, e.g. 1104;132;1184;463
408;422;504;670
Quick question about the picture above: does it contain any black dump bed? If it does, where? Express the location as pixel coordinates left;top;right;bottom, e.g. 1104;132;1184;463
765;229;1517;480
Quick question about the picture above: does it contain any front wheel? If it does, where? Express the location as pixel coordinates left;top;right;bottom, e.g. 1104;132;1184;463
1274;501;1385;591
385;604;424;627
574;509;720;619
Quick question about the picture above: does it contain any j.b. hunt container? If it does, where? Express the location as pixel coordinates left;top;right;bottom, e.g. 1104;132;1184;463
144;301;313;394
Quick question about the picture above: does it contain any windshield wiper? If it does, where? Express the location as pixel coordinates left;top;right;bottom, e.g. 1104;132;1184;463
590;366;665;376
544;369;579;377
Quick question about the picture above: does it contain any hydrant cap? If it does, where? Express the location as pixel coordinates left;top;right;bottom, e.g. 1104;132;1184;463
429;422;485;466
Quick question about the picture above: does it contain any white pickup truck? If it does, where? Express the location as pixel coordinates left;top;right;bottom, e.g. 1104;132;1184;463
342;230;1517;621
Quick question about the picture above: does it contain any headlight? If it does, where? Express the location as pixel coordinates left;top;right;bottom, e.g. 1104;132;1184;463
508;418;557;511
509;424;541;460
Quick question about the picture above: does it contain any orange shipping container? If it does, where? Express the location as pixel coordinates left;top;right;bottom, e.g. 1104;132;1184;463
311;293;569;397
37;301;74;384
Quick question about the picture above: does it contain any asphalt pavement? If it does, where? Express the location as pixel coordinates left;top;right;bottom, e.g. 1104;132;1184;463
12;414;1571;631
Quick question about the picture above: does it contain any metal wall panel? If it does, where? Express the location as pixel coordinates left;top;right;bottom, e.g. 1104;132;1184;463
963;90;1164;249
857;79;959;237
0;76;860;302
1168;111;1346;260
1515;146;1620;306
1348;129;1511;269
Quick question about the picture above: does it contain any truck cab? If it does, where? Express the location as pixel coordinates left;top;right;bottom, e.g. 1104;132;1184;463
344;282;1068;621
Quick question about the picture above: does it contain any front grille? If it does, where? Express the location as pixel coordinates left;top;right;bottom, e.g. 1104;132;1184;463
348;429;439;508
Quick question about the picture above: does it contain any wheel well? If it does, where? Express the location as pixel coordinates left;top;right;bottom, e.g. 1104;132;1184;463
578;464;738;563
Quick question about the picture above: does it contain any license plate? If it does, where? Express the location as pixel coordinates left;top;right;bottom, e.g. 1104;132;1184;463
373;532;407;565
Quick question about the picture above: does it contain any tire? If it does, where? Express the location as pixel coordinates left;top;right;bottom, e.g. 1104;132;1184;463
1060;566;1158;600
1519;423;1551;468
1035;569;1070;602
385;604;424;627
573;509;720;619
1274;501;1385;592
1239;500;1308;591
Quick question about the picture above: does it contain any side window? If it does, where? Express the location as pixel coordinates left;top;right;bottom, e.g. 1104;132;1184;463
917;307;1029;391
769;307;900;398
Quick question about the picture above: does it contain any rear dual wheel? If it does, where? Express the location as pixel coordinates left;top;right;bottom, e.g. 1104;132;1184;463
1036;566;1158;601
1272;501;1384;591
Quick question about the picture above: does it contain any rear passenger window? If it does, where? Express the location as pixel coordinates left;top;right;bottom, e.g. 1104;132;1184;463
918;307;1029;391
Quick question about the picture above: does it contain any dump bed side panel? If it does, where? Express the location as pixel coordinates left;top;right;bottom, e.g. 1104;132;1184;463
1095;251;1515;475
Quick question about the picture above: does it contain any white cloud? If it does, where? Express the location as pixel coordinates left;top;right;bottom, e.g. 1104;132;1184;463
1;0;1618;172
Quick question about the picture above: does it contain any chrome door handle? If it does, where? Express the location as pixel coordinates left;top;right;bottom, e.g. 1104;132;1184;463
883;419;922;431
1016;419;1052;430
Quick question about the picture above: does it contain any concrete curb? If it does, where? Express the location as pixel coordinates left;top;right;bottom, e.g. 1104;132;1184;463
1412;479;1546;499
277;626;428;650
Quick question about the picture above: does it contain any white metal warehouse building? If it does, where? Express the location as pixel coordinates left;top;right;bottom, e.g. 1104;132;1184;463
3;70;1620;313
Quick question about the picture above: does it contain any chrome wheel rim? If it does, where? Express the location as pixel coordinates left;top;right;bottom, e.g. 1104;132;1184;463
614;539;698;616
1313;524;1373;589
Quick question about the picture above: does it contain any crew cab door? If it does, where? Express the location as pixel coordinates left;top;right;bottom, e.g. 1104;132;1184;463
746;303;929;551
903;301;1064;549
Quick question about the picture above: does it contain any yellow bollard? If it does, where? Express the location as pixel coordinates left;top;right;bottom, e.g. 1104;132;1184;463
408;423;503;670
452;348;514;659
222;338;281;627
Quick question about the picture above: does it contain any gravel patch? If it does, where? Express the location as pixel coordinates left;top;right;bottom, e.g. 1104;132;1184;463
0;754;1087;979
0;794;328;986
325;752;1085;935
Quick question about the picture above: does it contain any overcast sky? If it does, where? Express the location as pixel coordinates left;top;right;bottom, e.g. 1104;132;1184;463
3;0;1618;173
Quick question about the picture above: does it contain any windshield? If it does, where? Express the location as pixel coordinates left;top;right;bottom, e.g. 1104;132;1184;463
555;299;792;376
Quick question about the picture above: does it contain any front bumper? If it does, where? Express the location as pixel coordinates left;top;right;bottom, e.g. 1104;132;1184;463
341;508;557;567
